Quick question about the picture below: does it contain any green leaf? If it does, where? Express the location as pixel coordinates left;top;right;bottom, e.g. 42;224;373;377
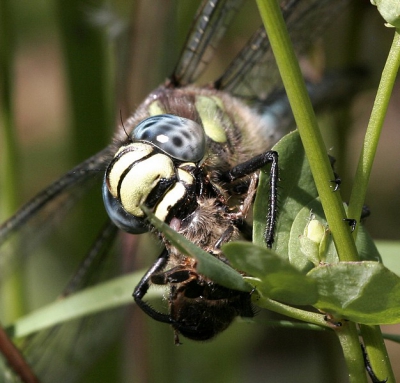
8;270;150;339
222;242;318;305
355;225;383;263
376;240;400;276
371;0;400;28
308;261;400;324
254;130;317;254
143;207;252;292
255;130;381;270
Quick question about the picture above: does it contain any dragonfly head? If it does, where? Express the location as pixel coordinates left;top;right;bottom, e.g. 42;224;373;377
102;114;206;234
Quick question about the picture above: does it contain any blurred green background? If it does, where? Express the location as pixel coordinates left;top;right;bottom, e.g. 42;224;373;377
1;0;399;382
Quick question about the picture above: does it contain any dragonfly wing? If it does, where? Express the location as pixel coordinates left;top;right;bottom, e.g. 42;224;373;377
20;221;128;383
0;146;115;278
0;145;114;246
24;306;127;383
171;0;244;86
215;0;349;99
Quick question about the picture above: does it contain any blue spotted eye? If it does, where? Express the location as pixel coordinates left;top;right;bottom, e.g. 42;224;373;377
133;114;206;162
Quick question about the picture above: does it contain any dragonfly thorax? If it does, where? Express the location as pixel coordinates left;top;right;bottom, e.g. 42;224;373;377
103;114;204;234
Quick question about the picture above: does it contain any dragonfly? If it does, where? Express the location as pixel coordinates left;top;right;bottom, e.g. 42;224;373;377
0;0;352;381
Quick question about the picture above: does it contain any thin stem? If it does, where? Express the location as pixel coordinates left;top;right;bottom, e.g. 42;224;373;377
359;325;395;383
254;1;369;381
0;325;39;383
255;295;330;328
348;31;400;234
259;320;328;332
336;322;368;383
255;0;359;263
347;30;400;383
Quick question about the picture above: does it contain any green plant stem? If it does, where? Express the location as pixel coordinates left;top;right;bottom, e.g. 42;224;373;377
359;325;394;382
382;332;400;343
255;0;359;263
347;30;400;383
261;320;328;332
254;0;368;381
336;322;368;383
348;31;400;234
255;296;330;329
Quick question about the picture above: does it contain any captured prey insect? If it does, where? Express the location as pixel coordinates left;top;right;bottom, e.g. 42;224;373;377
0;0;353;380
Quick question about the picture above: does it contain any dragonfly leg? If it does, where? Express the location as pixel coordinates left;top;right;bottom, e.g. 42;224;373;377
343;218;357;232
151;265;197;285
220;150;279;248
214;225;235;249
330;177;341;192
133;248;173;324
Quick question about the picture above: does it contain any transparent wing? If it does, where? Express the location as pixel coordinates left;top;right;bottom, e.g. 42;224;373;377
0;146;114;279
214;0;349;98
24;307;127;383
171;0;244;86
21;222;128;383
0;145;124;381
0;145;114;245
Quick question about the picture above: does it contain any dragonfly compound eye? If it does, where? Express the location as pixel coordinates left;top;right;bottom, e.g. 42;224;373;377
103;141;198;235
133;114;206;162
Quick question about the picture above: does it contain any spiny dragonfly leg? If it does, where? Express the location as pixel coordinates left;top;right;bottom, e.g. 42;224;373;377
133;248;173;324
343;218;357;232
330;177;341;192
220;151;279;248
